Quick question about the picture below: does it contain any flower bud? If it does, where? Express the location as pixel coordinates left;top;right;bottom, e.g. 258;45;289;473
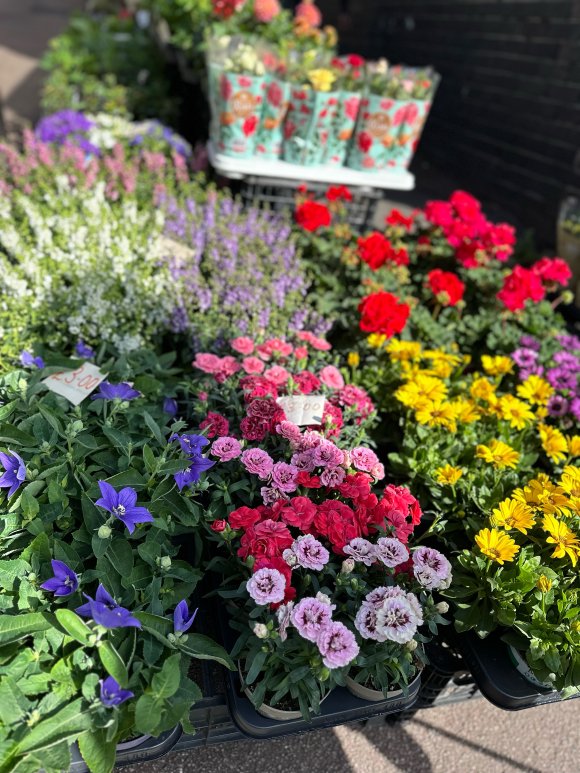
27;572;37;583
536;575;552;594
283;548;298;567
435;601;449;614
97;524;112;539
316;592;332;606
253;623;269;639
341;558;355;574
562;290;574;305
158;556;172;570
210;519;227;533
406;639;418;652
318;667;331;682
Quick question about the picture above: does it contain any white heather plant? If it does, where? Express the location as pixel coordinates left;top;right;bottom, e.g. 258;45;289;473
0;179;175;356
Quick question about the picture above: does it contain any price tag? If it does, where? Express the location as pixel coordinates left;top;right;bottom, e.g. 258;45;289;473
277;395;326;426
43;363;107;406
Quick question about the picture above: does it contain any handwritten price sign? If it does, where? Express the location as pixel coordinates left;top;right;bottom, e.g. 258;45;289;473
276;395;326;426
43;363;107;405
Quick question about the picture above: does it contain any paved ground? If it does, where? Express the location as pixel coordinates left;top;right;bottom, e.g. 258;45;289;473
1;3;576;771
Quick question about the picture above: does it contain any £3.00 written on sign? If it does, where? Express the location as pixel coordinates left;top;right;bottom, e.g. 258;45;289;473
43;363;107;406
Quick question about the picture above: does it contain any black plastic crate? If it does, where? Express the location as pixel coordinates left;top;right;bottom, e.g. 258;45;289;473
415;638;481;709
68;725;182;772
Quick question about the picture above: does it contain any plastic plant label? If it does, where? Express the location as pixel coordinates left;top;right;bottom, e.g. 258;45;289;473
277;395;326;426
43;363;107;405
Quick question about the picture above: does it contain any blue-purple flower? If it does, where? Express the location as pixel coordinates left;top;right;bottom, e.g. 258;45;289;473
91;381;141;401
76;584;141;629
170;433;209;456
75;340;95;359
99;676;134;707
20;351;45;368
40;560;79;596
95;480;154;534
173;600;198;633
174;458;216;491
0;451;26;497
163;397;178;416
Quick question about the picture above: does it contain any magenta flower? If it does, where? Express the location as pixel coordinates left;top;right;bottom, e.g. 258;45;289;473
95;480;154;534
547;395;569;417
312;440;344;468
291;597;333;642
375;537;409;568
210;436;242;462
318;365;345;390
40;560;79;596
317;622;359;668
247;567;286;605
375;597;418;644
91;382;141;401
343;538;375;567
320;466;345;488
412;546;452;590
0;450;26;498
275;420;302;444
241;448;274;479
99;676;134;707
291;450;317;473
271;462;299;493
292;535;329;571
350;447;379;473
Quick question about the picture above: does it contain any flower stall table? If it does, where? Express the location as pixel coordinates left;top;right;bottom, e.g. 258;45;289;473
208;142;415;231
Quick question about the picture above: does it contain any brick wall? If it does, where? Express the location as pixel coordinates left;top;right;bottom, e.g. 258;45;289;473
331;0;580;244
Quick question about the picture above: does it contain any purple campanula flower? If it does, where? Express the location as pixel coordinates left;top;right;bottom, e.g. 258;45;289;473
91;382;141;401
35;110;93;143
95;480;154;534
173;600;198;633
40;560;79;596
547;394;569;417
0;450;26;497
75;341;95;359
20;350;44;368
174;456;215;490
99;676;134;707
76;584;141;629
163;397;178;416
170;433;209;457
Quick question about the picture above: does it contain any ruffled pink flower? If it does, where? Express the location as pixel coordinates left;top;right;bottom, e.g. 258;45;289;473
291;450;317;473
318;365;345;390
241;448;274;479
375;597;418;644
317;622;359;668
275;420;302;444
243;356;265;374
343;537;375;566
247;567;286;605
211;436;242;462
297;331;332;351
257;339;293;360
192;353;221;373
320;466;345;488
231;337;255;354
291;597;333;641
374;537;409;568
370;462;385;480
412;546;452;590
312;439;344;468
271;462;299;493
292;534;329;571
350;447;379;473
294;346;308;360
276;601;294;642
264;365;291;386
354;602;388;642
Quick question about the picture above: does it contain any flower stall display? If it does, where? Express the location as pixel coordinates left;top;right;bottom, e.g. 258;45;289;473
0;349;233;773
557;196;580;303
347;65;439;173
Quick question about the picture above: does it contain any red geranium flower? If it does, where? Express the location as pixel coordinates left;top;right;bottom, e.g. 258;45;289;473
326;185;353;202
497;265;546;312
358;291;410;337
295;200;332;232
532;256;572;288
385;209;415;230
427;269;465;307
357;232;409;270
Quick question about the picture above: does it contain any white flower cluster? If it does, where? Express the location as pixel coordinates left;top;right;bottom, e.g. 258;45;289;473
0;180;175;353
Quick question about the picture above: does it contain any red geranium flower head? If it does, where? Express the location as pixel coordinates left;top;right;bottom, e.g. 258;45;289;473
497;265;546;312
358;291;410;337
326;185;353;202
295;200;332;232
427;269;465;307
532;256;572;288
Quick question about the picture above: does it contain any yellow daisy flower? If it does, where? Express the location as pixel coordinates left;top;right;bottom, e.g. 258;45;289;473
470;377;496;402
367;333;387;349
395;375;448;409
386;339;422;361
498;395;535;430
566;435;580;457
415;400;457;432
560;466;580;498
491;498;536;534
481;355;513;376
434;464;463;485
451;398;481;423
542;514;580;566
538;423;568;464
517;375;554;405
476;439;520;469
475;528;520;564
514;476;570;516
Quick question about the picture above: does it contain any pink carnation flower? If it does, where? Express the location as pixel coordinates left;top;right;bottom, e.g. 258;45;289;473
271;461;299;493
317;622;359;668
264;365;291;386
320;466;345;488
343;537;375;566
291;597;333;642
211;436;242;462
375;597;419;644
291;450;317;473
318;365;345;390
247;567;286;605
292;534;329;571
231;337;255;355
374;537;409;568
350;447;379;473
354;602;388;642
241;448;274;479
312;439;344;468
192;353;221;374
297;331;332;351
294;346;308;360
243;356;265;374
275;420;302;444
412;546;452;590
276;601;294;642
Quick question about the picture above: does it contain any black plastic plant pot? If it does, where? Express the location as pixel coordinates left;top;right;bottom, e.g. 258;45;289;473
457;630;580;711
225;670;421;739
68;725;182;772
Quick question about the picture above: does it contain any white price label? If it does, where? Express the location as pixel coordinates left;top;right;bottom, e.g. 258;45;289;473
277;395;326;426
43;363;107;405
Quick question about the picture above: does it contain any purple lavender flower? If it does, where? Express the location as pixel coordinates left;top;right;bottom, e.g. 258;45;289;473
316;622;359;668
173;600;198;633
375;537;410;569
519;335;541;351
74;341;95;359
412;546;452;590
546;367;578;393
99;676;134;707
375;597;419;644
291;597;333;642
271;462;299;493
76;584;141;629
95;480;154;534
292;535;329;571
343;538;376;566
20;351;44;368
512;348;539;369
91;382;141;401
40;560;78;596
163;397;178;416
247;567;286;605
0;451;26;497
547;395;569;418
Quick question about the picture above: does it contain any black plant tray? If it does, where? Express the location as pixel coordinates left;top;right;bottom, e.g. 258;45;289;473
68;725;182;772
456;630;580;710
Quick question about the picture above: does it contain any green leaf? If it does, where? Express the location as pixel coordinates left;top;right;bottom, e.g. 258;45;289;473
134;694;161;736
21;532;51;563
19;488;40;520
142;444;156;474
178;634;235;670
91;534;109;560
98;641;129;688
15;698;92;755
105;470;146;489
0;613;52;646
245;649;267;686
78;729;116;773
158;459;192;475
55;609;92;646
0;423;35;446
142;411;166;446
105;539;134;578
134;611;173;636
151;653;181;699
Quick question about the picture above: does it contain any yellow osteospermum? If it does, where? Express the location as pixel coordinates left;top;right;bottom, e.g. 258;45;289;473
434;465;463;485
536;575;553;593
498;395;535;430
451;398;481;424
481;355;513;376
476;439;520;470
367;333;387;349
538;423;568;464
560;466;580;498
307;68;336;91
566;435;580;457
415;400;457;432
470;376;496;402
517;375;554;406
542;514;580;566
491;498;536;534
475;528;520;564
386;339;422;361
347;352;360;368
394;375;448;409
514;476;570;517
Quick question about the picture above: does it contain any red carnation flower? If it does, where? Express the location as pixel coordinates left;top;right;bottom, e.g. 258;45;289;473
237;518;293;560
294;370;321;395
427;269;465;307
295;200;332;232
199;411;230;438
275;496;317;529
358;291;410;337
229;506;262;530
